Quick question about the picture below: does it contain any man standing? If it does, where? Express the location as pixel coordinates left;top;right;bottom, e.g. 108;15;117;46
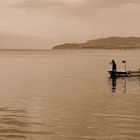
109;59;117;72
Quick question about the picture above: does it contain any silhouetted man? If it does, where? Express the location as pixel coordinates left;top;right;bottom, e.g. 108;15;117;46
109;59;116;72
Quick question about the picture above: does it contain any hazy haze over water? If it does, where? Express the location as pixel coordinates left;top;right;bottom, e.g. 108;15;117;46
0;50;139;140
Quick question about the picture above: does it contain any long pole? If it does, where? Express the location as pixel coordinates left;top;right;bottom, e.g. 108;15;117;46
125;61;126;72
122;60;126;72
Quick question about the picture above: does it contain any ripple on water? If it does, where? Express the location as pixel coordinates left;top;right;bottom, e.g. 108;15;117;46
0;107;55;139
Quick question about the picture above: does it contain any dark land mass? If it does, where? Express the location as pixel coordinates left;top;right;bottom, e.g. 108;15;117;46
53;37;140;49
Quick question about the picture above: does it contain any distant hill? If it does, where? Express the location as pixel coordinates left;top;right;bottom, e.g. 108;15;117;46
53;37;140;49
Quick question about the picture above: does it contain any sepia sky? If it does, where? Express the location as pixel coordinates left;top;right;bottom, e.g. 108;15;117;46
1;0;140;48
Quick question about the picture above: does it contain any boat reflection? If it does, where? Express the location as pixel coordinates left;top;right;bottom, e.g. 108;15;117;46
108;76;140;94
111;77;117;93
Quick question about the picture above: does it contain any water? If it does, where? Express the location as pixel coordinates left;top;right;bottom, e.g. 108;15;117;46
0;49;139;140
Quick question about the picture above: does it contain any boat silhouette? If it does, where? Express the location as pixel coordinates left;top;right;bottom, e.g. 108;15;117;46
109;60;140;77
108;70;140;77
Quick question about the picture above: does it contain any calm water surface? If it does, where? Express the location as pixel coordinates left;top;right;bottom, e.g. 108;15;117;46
0;50;139;140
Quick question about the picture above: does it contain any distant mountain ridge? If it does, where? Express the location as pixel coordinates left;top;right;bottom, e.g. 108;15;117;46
53;37;140;49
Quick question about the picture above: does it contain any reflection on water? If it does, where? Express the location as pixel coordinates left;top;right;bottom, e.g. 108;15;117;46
108;76;140;94
111;77;117;93
0;50;139;140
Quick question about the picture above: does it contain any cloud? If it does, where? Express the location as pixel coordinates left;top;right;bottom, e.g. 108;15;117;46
1;0;140;49
15;0;140;9
16;0;70;9
12;0;140;18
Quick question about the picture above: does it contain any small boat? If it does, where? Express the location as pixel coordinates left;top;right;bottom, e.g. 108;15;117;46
108;70;140;77
109;60;140;77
